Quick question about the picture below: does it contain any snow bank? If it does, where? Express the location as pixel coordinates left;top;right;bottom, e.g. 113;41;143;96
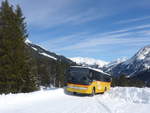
0;88;64;109
104;87;150;104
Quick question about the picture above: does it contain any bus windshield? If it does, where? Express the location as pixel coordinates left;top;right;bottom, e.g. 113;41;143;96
67;68;91;85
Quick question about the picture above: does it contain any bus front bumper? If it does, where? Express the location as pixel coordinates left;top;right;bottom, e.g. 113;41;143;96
66;83;92;94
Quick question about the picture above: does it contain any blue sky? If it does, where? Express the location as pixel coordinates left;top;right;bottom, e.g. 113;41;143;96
5;0;150;61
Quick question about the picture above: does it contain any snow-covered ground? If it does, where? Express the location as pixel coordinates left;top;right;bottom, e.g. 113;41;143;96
0;87;149;113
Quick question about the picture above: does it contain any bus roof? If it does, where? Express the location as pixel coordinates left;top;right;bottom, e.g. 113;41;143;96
70;66;111;76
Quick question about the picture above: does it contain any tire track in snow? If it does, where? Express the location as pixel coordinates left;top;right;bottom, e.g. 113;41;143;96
62;97;89;113
62;96;103;113
62;95;112;113
94;96;112;113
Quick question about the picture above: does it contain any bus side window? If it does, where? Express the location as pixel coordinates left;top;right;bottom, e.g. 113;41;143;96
92;71;96;81
104;76;111;82
89;71;93;80
94;72;102;81
99;73;105;81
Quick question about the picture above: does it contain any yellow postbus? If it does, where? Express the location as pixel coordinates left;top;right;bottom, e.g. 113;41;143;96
66;66;112;95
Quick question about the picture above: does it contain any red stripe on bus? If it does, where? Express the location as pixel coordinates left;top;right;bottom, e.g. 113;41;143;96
67;83;90;87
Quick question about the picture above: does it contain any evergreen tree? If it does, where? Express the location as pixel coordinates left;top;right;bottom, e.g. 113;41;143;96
0;0;38;94
111;74;145;87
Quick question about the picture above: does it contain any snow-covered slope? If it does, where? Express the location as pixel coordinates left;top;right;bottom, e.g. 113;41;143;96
25;39;74;64
110;45;150;77
123;45;150;68
106;57;127;68
0;87;149;113
103;57;127;72
25;39;57;60
39;52;57;60
70;57;108;68
25;38;32;44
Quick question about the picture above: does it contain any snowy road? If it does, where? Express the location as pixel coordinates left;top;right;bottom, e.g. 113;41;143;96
0;87;149;113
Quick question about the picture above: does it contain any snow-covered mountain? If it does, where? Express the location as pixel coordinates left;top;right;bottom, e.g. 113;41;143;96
25;39;150;84
109;45;150;77
24;39;76;87
103;57;127;73
25;39;74;64
70;57;108;68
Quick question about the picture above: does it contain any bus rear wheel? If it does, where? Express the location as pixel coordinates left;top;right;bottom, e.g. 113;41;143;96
104;87;107;92
73;92;76;95
91;87;95;96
